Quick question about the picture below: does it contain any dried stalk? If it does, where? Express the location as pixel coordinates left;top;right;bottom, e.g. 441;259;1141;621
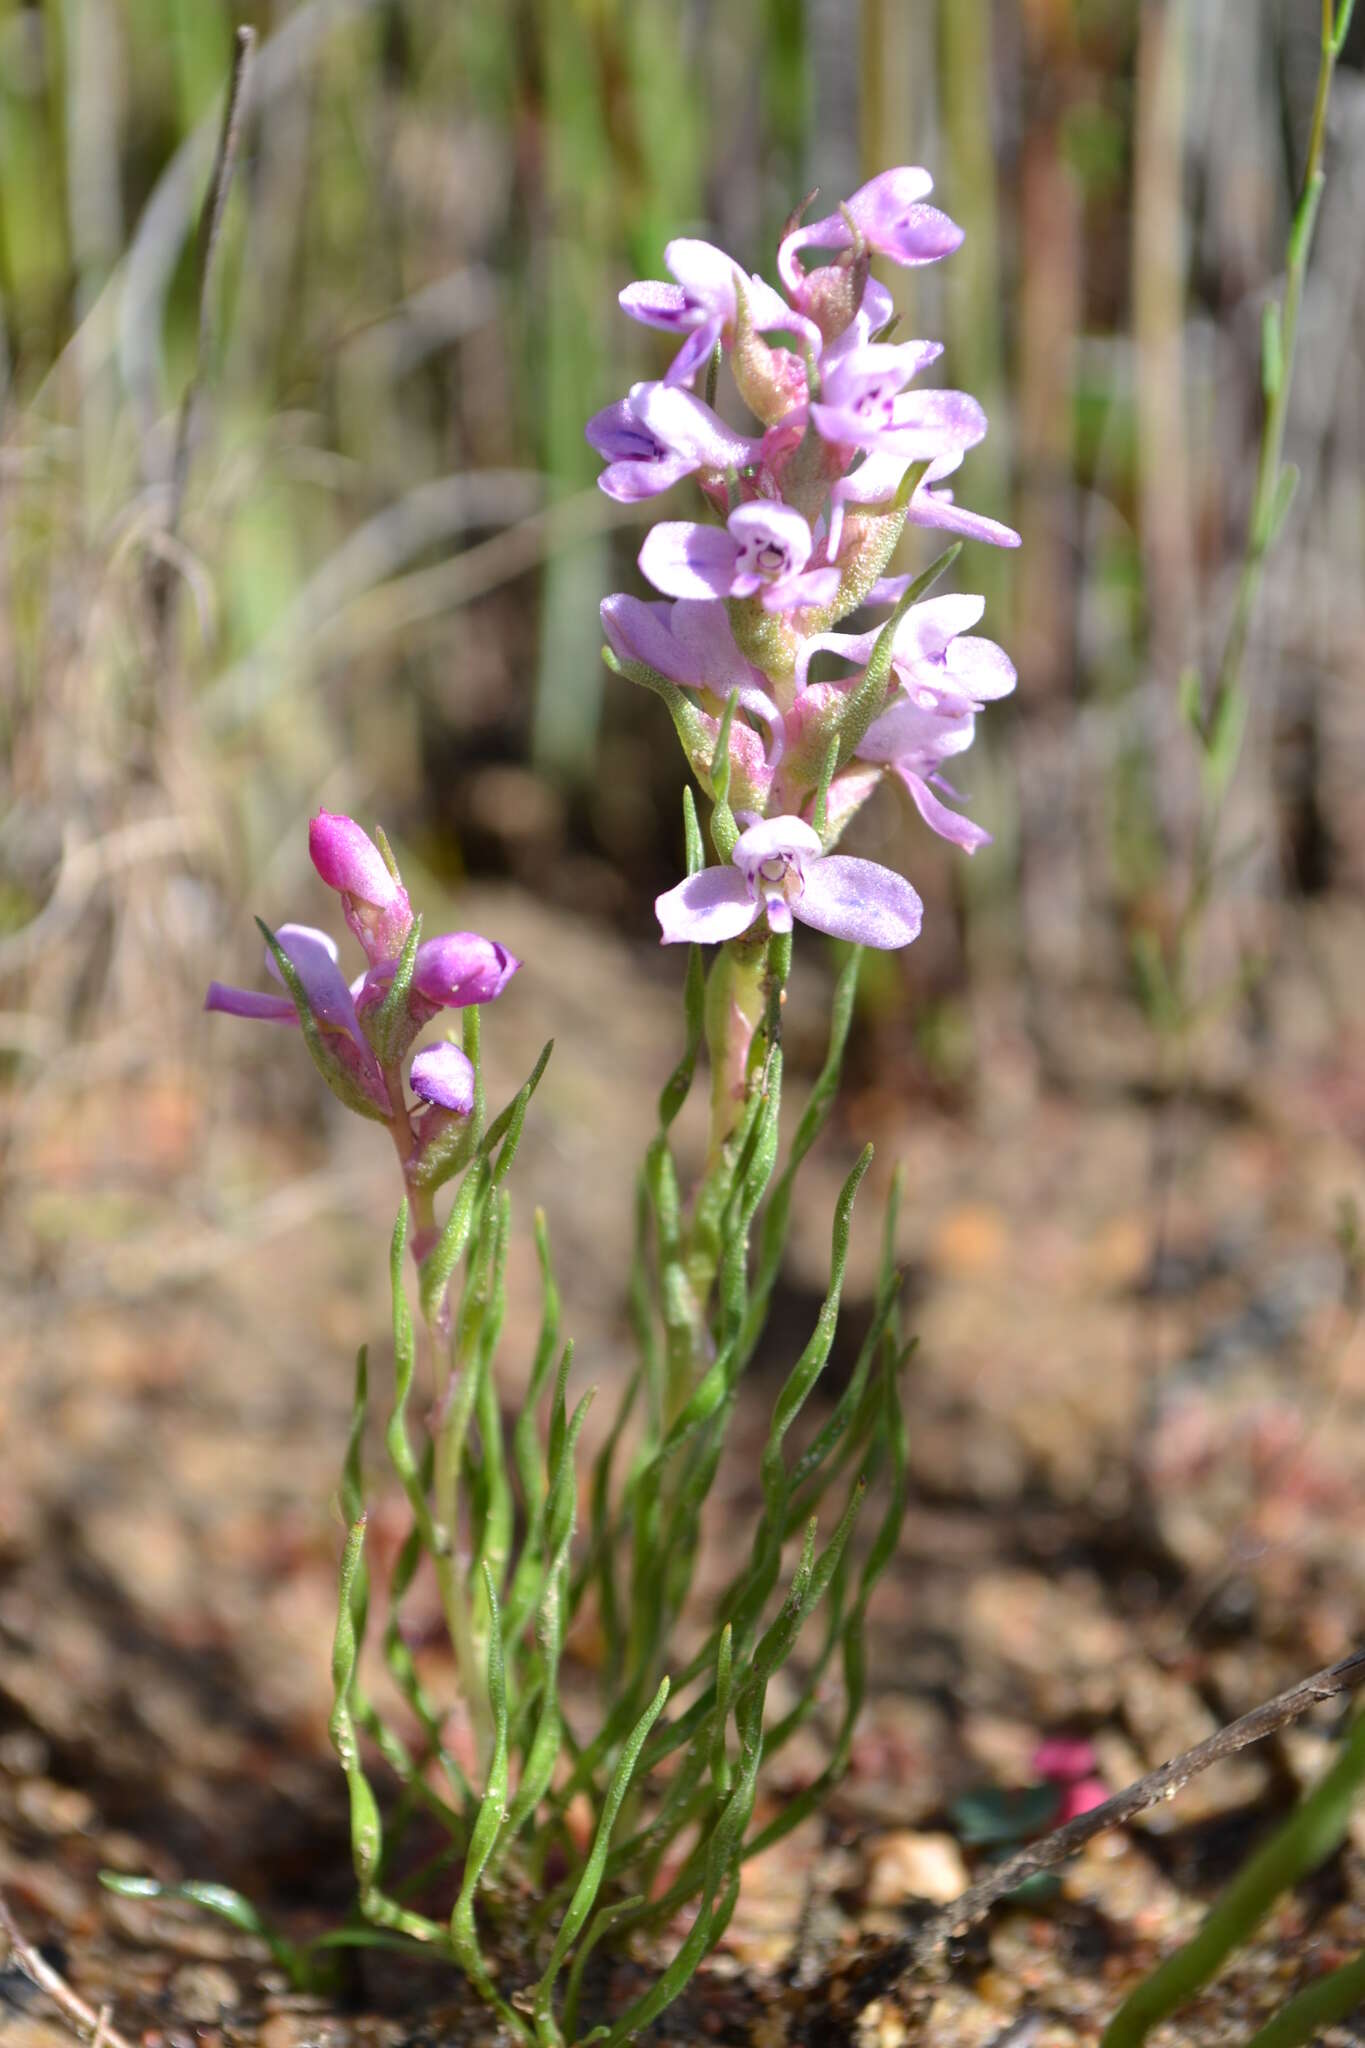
0;1891;134;2048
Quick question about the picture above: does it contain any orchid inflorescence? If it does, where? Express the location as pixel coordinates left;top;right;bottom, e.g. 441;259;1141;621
592;163;1019;950
162;166;1013;2047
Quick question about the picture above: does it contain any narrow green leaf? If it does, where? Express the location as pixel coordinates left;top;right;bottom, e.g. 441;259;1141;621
418;1161;488;1328
329;1517;383;1887
372;913;422;1065
708;690;740;860
560;1892;646;2046
98;1875;313;1985
1100;1712;1365;2048
533;1677;671;2041
681;783;703;876
449;1569;514;2011
485;1040;555;1191
1243;1944;1365;2048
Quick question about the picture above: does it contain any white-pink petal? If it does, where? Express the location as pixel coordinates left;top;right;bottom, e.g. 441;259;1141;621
795;856;924;949
638;522;739;601
655;867;757;945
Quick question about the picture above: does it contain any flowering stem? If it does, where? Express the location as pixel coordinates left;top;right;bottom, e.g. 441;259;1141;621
1175;0;1347;1008
378;1061;492;1766
703;934;770;1166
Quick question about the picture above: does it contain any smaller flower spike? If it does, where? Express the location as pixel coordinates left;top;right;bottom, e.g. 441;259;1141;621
309;812;413;967
411;1041;476;1114
586;382;760;502
656;815;922;950
640;503;838;615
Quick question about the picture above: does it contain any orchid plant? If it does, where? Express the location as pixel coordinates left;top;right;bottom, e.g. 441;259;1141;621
107;166;1016;2045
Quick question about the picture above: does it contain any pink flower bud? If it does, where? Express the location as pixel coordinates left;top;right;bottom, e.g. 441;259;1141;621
309;812;413;967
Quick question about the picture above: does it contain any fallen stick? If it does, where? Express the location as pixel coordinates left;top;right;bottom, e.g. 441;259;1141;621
794;1641;1365;2035
0;1890;135;2048
912;1640;1365;1965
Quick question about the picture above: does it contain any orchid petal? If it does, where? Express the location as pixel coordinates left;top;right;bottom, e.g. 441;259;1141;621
629;382;760;469
619;279;692;331
655;867;757;945
895;767;992;853
733;815;822;871
727;500;815;572
909;487;1022;549
639;521;738;601
662;318;726;386
413;933;520;1008
265;924;366;1040
794;856;923;948
204;983;297;1024
597;452;695;503
945;636;1018;702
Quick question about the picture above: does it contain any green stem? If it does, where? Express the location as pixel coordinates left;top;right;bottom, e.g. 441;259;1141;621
1174;0;1344;1014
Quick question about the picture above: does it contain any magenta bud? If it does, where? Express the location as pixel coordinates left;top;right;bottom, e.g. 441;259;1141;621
412;933;520;1012
410;1041;475;1114
309;811;413;966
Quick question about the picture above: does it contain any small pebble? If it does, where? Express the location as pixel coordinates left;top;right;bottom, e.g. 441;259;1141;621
865;1830;969;1906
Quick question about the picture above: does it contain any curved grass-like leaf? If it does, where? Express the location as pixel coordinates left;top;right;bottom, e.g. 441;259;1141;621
532;1677;670;2045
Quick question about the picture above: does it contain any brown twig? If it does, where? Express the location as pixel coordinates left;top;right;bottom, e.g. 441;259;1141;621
0;1891;135;2048
917;1640;1365;1965
152;23;256;629
795;1641;1365;2033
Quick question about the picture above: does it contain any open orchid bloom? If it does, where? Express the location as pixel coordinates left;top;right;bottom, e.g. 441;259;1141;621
586;381;760;502
639;502;838;615
857;696;990;853
600;593;779;722
811;342;986;462
205;923;392;1114
827;448;1021;561
779;167;964;304
621;237;820;386
796;593;1016;714
656;815;922;949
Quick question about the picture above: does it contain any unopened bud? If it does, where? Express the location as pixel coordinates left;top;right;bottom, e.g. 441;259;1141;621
309;812;414;967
